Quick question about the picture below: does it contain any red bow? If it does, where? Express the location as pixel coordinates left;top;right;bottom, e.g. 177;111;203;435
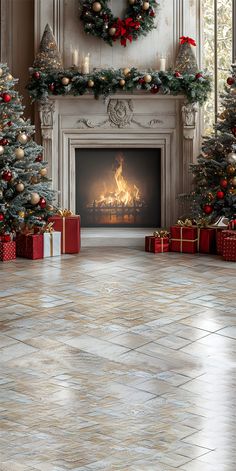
180;36;196;46
112;17;140;47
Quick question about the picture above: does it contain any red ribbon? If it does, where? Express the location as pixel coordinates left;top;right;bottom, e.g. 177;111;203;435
112;17;140;47
180;36;196;46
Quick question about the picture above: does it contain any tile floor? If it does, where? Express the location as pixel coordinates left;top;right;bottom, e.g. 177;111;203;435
0;228;236;470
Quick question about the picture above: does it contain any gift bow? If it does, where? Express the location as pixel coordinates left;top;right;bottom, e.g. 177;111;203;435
180;36;196;46
193;218;208;228
177;219;193;227
113;17;140;46
43;222;54;233
153;230;170;238
57;209;74;217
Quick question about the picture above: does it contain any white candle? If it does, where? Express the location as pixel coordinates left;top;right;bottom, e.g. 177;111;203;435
72;49;79;67
82;53;90;74
159;56;166;71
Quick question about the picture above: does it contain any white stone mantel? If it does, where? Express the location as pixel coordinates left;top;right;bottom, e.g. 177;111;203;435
39;92;198;226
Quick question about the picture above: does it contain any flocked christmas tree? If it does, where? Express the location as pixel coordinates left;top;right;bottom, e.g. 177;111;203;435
190;64;236;223
0;63;55;235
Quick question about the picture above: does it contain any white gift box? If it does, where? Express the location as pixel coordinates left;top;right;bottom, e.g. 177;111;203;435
43;231;61;257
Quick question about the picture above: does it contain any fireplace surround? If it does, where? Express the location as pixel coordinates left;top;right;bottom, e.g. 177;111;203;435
39;93;198;227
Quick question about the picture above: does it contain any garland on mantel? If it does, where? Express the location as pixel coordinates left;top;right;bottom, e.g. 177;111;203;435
27;67;211;105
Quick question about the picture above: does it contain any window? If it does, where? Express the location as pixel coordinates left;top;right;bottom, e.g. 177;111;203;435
202;0;234;134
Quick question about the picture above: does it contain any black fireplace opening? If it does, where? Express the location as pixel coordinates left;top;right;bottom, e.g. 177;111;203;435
76;148;161;227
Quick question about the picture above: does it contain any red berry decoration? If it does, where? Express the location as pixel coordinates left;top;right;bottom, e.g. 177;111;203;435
33;71;41;80
220;178;228;188
0;138;9;146
174;71;182;78
39;197;46;209
0;213;4;222
2;170;12;181
227;77;235;86
216;190;225;199
2;93;11;103
35;154;43;162
195;73;203;79
203;204;213;215
150;85;160;94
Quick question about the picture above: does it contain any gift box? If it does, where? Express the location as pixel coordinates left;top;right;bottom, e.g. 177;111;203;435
216;229;236;255
145;236;169;253
228;219;236;230
199;228;216;254
170;225;198;253
0;241;16;262
48;214;80;254
43;231;61;257
223;237;236;261
16;234;43;260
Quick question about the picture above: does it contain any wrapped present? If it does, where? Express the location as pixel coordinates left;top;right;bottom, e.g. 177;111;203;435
216;229;236;255
0;241;16;262
228;218;236;230
145;236;169;253
43;231;61;257
170;224;198;253
223;237;236;261
16;234;43;260
48;210;81;254
199;228;216;254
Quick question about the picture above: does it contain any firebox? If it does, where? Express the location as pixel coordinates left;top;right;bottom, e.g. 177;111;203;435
76;148;161;227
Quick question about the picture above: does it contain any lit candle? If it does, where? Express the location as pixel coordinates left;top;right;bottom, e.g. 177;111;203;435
159;56;166;71
82;53;90;74
72;49;79;67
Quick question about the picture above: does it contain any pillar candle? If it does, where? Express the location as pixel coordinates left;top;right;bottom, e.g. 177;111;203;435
72;49;79;67
159;56;166;72
82;54;90;74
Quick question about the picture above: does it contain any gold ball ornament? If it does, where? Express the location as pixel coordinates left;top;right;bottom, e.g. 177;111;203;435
31;192;40;205
61;77;70;86
142;1;150;10
227;165;236;175
7;74;13;81
227;151;236;164
119;79;126;87
123;68;130;76
16;182;24;192
15;148;24;160
18;211;25;218
92;1;102;12
17;132;28;145
144;74;152;83
109;27;116;36
40;168;47;177
232;176;236;187
0;145;4;155
31;175;38;184
87;79;94;88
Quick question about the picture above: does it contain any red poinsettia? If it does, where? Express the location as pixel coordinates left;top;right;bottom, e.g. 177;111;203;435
112;17;141;46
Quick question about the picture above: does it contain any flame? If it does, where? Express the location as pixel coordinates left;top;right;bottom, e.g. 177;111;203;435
96;153;141;206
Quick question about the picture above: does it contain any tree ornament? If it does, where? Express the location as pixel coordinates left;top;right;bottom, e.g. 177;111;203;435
31;192;40;205
0;68;2;76
220;178;228;189
33;71;41;79
144;74;152;83
227;150;236;164
16;182;24;192
195;72;203;80
151;84;160;94
33;24;63;72
48;83;55;92
40;168;47;177
142;2;150;10
227;165;236;175
207;192;214;201
227;77;235;86
87;79;95;88
109;27;116;36
0;213;4;222
216;190;224;199
129;0;136;4
119;79;126;87
17;133;28;145
0;190;3;198
123;68;130;76
2;170;12;181
7;74;13;81
47;204;54;211
0;146;4;155
39;197;47;208
92;1;102;12
15;148;24;160
35;154;43;162
231;176;236;187
174;71;182;78
0;138;9;146
61;77;70;86
203;204;213;215
31;175;39;184
2;93;11;103
18;211;25;218
231;126;236;137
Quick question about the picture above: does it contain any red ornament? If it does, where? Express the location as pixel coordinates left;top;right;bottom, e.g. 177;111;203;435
0;213;4;222
7;121;13;127
33;71;41;80
150;85;160;94
35;154;43;162
220;178;228;189
195;73;203;79
149;9;155;17
2;93;11;103
203;204;213;215
48;83;55;92
174;71;182;78
231;126;236;136
138;78;145;84
0;138;9;146
2;170;12;181
216;190;225;199
227;77;235;86
39;197;46;209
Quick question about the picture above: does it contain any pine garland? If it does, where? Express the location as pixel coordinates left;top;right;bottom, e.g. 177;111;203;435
27;67;211;105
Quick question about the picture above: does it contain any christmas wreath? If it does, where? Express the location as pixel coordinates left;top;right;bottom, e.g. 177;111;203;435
80;0;158;47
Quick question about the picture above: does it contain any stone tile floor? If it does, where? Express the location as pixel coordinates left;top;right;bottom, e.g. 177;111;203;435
0;233;236;470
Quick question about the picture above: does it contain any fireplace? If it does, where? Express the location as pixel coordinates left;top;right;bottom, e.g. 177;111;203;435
75;148;161;227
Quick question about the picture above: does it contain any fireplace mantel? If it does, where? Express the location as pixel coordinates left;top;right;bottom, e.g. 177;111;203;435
39;93;198;226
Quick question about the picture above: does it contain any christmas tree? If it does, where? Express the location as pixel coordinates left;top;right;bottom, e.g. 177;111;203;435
191;65;236;222
0;63;55;235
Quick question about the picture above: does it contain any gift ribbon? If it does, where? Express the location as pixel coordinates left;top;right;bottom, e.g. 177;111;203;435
50;233;53;257
153;230;170;238
180;36;197;46
172;226;198;252
57;209;74;217
177;219;193;227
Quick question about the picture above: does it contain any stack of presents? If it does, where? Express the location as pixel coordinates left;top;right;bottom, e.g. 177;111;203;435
145;217;236;262
0;210;80;262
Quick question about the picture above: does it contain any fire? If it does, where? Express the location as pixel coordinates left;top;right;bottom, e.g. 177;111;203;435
96;152;141;207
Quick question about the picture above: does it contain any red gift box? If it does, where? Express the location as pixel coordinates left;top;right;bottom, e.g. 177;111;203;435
145;236;169;253
48;215;81;254
217;229;236;255
170;226;198;253
16;234;43;260
0;241;16;262
223;237;236;261
228;219;236;230
199;228;216;254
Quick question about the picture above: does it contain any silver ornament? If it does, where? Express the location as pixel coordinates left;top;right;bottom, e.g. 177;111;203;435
227;151;236;164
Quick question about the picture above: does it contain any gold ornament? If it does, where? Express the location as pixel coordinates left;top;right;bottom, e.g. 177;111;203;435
142;1;150;10
17;132;28;145
16;182;24;192
123;68;131;76
87;79;94;88
31;192;40;205
18;211;25;218
232;176;236;187
119;79;126;87
7;74;13;81
0;145;4;155
15;148;24;160
144;74;152;83
109;27;116;36
61;77;70;86
47;204;54;211
227;165;236;175
92;1;102;12
227;151;236;164
31;175;38;184
0;68;3;77
40;168;47;177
